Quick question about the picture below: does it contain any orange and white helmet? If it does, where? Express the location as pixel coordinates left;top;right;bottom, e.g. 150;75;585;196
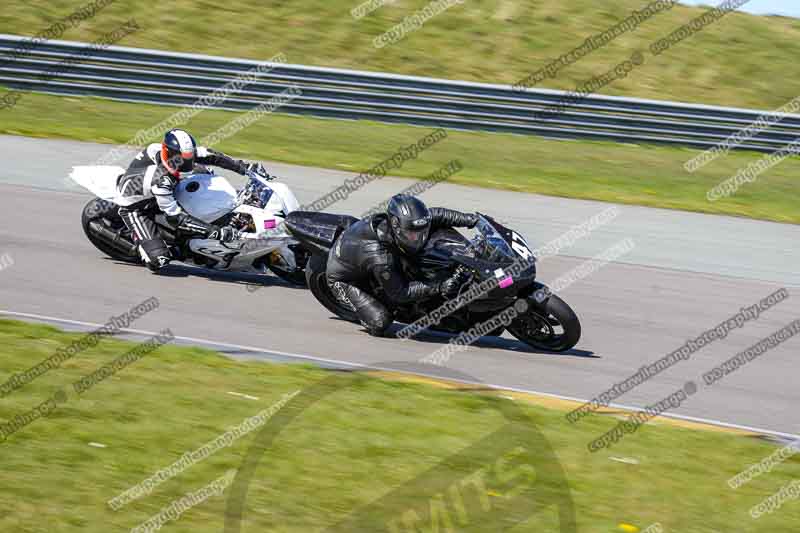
161;129;197;176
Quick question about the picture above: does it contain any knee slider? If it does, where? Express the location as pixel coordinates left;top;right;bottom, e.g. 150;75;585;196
362;307;393;337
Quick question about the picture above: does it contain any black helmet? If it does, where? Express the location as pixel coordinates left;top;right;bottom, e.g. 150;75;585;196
386;194;431;255
161;129;197;175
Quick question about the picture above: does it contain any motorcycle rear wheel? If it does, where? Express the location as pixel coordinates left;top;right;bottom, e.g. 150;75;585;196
305;253;359;323
81;198;140;264
507;293;581;352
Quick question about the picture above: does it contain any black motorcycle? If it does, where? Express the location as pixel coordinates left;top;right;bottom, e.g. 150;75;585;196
285;211;581;352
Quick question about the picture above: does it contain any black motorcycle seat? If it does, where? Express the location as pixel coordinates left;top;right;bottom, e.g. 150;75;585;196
285;211;359;249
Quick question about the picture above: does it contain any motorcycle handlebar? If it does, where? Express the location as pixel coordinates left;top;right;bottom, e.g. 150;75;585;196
247;169;276;183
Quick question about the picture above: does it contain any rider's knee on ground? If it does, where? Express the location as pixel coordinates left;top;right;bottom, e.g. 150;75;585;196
358;303;393;337
329;278;393;335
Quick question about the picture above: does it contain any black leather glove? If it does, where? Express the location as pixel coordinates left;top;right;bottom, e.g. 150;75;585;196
246;162;272;181
439;267;470;298
169;213;215;237
209;225;240;243
430;207;479;229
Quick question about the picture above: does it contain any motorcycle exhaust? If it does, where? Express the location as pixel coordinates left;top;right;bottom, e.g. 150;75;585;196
88;220;138;255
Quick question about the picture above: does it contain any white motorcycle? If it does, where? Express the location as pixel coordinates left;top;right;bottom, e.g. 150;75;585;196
71;165;309;285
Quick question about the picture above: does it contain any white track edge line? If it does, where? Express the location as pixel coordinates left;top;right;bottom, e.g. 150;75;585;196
2;309;797;441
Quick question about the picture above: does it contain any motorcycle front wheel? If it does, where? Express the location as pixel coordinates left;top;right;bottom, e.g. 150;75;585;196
268;246;309;287
507;293;581;352
269;265;307;286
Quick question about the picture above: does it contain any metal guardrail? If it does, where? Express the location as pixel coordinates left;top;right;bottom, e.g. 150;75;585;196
1;34;798;153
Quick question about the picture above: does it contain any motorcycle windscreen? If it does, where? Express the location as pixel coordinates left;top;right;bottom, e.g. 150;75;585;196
174;173;237;223
474;217;516;263
265;181;300;214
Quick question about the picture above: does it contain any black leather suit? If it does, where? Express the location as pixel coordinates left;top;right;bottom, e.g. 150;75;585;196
327;208;477;336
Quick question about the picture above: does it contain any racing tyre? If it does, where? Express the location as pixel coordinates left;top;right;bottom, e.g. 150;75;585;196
507;293;581;352
81;198;140;263
305;252;359;323
269;265;307;287
268;247;309;286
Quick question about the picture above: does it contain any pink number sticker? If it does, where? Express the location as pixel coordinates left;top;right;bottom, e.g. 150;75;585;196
498;276;514;289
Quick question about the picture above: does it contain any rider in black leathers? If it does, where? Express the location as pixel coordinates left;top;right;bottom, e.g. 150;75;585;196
327;194;478;337
117;128;269;271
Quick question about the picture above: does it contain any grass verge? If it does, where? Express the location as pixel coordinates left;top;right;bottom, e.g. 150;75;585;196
2;91;798;224
1;319;799;532
2;0;800;109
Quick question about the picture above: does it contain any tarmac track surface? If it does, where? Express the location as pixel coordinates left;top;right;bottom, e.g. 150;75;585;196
1;135;798;436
